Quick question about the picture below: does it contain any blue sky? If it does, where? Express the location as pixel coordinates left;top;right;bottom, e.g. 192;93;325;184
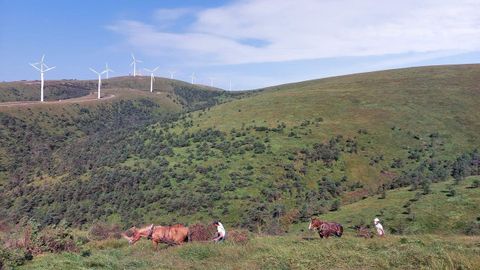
1;0;479;90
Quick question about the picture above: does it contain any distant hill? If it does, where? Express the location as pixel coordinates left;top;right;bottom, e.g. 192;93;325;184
0;76;227;109
0;65;478;233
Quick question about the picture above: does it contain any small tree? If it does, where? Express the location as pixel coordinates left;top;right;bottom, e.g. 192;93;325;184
330;199;341;211
421;180;431;195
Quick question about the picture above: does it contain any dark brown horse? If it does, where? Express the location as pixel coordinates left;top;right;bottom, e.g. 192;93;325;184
122;224;190;249
308;218;343;238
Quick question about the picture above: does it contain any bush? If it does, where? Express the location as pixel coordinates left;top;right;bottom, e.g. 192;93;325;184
471;179;480;188
88;223;122;241
0;245;32;268
188;223;217;242
227;229;250;245
330;199;341;211
37;225;78;253
464;220;480;235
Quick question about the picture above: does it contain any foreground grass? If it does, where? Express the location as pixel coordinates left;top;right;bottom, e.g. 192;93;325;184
19;234;480;270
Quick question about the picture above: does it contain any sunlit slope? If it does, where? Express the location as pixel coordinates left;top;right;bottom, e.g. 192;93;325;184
187;65;479;186
295;176;480;235
196;65;479;149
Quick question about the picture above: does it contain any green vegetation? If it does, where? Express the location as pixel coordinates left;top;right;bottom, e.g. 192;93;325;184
1;65;479;269
1;65;479;230
4;178;479;269
302;176;480;235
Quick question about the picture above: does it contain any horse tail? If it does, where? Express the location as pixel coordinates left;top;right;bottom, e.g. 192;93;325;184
187;227;192;242
337;224;344;237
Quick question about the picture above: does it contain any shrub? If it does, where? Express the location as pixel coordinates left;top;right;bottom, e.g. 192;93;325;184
471;179;480;188
88;223;122;241
37;225;78;253
227;229;250;245
330;199;341;211
188;223;217;242
0;245;32;268
463;219;480;235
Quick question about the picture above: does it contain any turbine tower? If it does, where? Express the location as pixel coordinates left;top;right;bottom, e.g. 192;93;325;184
191;72;196;84
89;67;107;99
29;54;55;102
144;66;159;93
104;63;114;79
169;71;176;79
209;77;215;87
229;80;232;91
130;54;142;77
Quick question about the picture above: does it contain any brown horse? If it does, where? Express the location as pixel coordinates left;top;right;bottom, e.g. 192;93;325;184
122;224;190;249
308;218;343;238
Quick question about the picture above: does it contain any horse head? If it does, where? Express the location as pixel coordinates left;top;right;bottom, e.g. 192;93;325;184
308;218;323;230
308;217;316;230
122;224;154;245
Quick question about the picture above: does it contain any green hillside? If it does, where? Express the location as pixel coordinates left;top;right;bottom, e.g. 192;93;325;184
303;176;480;235
1;64;480;269
0;65;479;231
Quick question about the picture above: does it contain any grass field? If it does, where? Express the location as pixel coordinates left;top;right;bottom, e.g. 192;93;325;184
17;235;480;270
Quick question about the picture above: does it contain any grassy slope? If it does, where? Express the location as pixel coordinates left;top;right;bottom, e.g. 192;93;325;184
0;77;224;188
19;236;480;270
2;65;479;228
187;64;480;187
299;176;480;234
143;64;479;223
18;178;480;270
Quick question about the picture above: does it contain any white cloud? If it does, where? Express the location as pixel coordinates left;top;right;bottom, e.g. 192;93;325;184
108;0;480;65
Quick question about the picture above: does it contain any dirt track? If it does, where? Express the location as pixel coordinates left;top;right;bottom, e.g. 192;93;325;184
0;94;115;108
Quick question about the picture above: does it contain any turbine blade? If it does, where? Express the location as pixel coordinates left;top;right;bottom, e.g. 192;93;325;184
30;63;41;71
153;66;159;72
41;54;45;62
89;68;99;74
44;66;56;72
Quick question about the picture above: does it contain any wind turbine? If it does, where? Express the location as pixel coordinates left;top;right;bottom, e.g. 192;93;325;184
169;71;176;79
104;63;114;79
29;54;55;102
229;80;233;91
89;67;107;99
144;66;159;93
191;72;196;84
130;53;142;77
209;77;215;87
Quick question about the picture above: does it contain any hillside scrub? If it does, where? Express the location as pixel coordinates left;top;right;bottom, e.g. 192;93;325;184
1;66;480;233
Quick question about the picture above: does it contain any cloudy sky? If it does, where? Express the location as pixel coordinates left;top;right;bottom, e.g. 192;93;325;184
1;0;479;89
